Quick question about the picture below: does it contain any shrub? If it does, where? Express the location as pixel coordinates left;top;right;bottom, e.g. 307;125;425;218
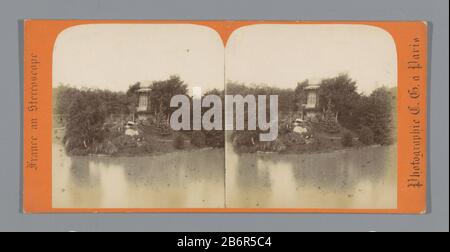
341;132;354;147
139;141;153;153
258;139;286;152
313;105;341;133
69;147;89;156
190;131;207;148
279;124;291;135
281;132;306;146
204;130;225;148
237;145;257;154
111;135;136;149
231;131;259;147
358;126;374;145
102;141;119;155
89;140;118;155
380;135;395;145
173;134;185;149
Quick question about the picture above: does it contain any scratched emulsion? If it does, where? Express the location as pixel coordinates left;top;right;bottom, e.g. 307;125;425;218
52;144;225;208
226;144;397;209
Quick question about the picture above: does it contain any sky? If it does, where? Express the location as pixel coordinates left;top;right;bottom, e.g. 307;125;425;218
53;24;225;93
54;24;397;95
226;24;397;94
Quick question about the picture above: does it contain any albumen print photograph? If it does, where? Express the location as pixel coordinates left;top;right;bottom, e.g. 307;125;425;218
52;24;226;208
52;23;397;209
225;25;397;209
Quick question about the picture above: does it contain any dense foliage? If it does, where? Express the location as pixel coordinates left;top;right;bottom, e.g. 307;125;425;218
341;131;354;147
54;74;396;155
227;74;396;146
54;76;219;155
54;86;132;153
148;75;189;118
358;126;375;145
173;134;185;150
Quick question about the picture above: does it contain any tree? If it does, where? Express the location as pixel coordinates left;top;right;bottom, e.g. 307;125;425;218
201;88;225;147
226;81;296;114
97;89;130;115
55;85;131;117
364;87;396;144
126;82;141;97
354;87;396;145
53;84;79;115
56;86;134;154
294;80;309;110
126;82;141;114
63;90;106;153
149;75;188;118
318;74;360;128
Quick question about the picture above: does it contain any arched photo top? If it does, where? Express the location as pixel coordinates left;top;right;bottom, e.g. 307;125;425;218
53;24;224;93
225;24;397;95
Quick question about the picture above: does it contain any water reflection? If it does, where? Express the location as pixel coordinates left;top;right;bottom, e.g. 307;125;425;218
226;145;397;209
53;142;397;209
53;144;225;208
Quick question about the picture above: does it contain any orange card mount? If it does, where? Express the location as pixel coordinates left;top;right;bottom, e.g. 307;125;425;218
23;20;427;213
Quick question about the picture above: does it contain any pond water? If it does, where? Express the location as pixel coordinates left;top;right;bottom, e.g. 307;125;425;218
226;144;397;209
52;144;225;208
53;143;397;209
